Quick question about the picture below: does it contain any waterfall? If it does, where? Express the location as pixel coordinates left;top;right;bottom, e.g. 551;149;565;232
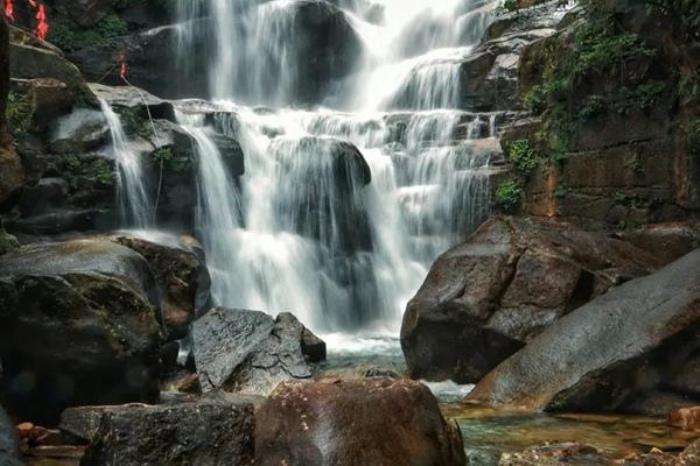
157;0;500;334
99;99;153;228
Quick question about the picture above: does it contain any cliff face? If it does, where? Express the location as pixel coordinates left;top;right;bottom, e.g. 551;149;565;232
498;0;700;230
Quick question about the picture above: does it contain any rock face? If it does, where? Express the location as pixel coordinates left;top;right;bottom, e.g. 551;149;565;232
466;248;700;415
111;234;211;340
0;19;24;206
401;216;659;384
76;397;256;466
10;26;94;100
0;239;163;423
192;308;323;396
0;405;22;466
255;378;467;466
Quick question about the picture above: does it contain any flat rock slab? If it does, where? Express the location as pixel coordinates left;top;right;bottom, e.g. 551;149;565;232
76;398;255;466
467;249;700;414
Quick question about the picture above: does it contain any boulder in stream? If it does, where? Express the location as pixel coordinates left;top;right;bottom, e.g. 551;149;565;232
401;216;659;384
255;378;467;466
0;238;163;423
466;248;700;415
192;308;324;396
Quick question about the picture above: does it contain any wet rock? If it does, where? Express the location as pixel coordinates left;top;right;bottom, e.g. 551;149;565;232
111;233;211;340
619;223;700;267
301;327;327;363
272;136;372;253
89;83;175;121
192;308;324;396
668;406;700;431
73;398;255;466
467;248;700;415
0;405;22;466
255;378;466;466
498;443;607;465
459;1;570;111
0;224;18;255
49;108;109;154
0;239;162;423
70;25;210;100
401;216;659;384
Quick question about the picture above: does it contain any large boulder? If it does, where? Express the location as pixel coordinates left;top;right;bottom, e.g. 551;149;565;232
74;396;256;466
0;405;22;466
0;239;163;423
466;248;700;415
111;233;211;340
401;216;660;384
255;378;467;466
192;308;324;396
9;26;94;101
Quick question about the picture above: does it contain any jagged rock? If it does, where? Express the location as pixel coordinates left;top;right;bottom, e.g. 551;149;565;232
110;233;211;340
498;443;607;465
0;405;22;466
467;248;700;415
192;308;324;396
255;378;467;466
72;397;256;466
0;239;162;423
89;84;175;121
401;216;659;384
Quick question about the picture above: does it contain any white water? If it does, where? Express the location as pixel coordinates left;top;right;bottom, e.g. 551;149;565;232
99;99;153;228
161;0;500;334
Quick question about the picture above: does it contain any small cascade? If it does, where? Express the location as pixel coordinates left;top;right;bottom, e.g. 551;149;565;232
99;99;153;228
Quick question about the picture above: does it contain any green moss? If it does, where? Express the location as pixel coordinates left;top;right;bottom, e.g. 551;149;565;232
49;14;128;52
7;91;32;133
496;179;523;212
150;146;191;173
62;154;115;190
508;139;538;177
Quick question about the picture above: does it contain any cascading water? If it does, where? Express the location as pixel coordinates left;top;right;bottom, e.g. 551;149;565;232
100;99;153;228
165;0;500;340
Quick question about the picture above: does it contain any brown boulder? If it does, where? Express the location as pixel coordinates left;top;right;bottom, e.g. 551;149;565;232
401;216;659;384
255;378;466;466
668;407;700;432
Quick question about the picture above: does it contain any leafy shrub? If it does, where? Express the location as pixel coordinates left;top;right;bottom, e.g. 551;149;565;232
508;139;538;177
496;179;523;211
7;91;32;133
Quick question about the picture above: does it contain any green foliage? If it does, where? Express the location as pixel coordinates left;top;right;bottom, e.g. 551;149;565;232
502;0;519;12
553;182;570;199
572;21;655;76
62;154;115;189
624;154;644;173
118;108;153;140
508;139;538;177
150;146;191;173
49;14;128;52
7;91;32;133
495;179;523;211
